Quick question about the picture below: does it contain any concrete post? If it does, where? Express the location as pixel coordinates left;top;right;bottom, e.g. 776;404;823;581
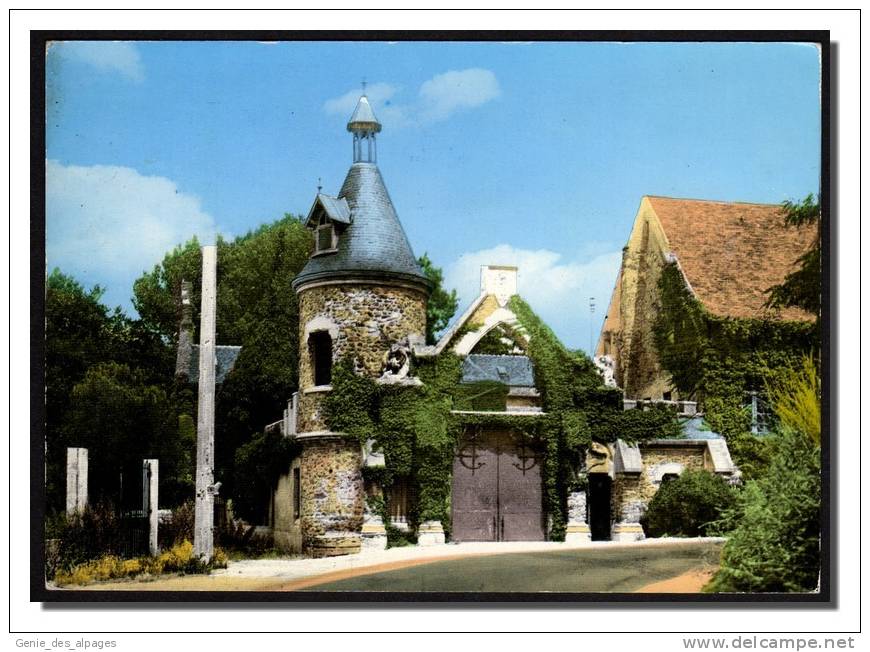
194;245;217;562
143;459;159;556
65;447;88;516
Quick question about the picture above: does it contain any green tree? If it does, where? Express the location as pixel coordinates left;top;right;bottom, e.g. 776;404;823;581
45;270;116;511
765;194;821;318
62;362;186;507
133;214;312;504
45;270;176;511
418;253;458;344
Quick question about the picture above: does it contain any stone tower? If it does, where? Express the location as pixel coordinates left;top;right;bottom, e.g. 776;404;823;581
290;93;430;556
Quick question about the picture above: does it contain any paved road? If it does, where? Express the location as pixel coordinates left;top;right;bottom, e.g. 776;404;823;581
62;539;723;593
298;540;722;593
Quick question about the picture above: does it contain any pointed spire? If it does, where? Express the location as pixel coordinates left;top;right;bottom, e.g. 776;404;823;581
347;92;381;163
347;94;381;134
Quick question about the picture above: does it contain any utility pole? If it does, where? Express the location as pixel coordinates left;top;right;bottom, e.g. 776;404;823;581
194;245;217;562
589;297;596;357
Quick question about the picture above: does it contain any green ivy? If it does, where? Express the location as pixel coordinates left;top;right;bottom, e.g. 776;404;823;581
507;296;679;539
321;298;682;542
654;262;818;463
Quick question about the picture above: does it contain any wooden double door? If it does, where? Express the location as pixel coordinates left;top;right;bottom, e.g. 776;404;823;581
452;428;545;542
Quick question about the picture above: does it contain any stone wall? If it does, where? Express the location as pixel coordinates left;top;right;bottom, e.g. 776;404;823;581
299;437;365;557
297;282;426;433
272;458;303;553
611;444;709;524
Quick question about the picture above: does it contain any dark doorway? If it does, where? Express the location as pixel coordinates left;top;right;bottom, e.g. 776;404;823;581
587;473;612;541
310;331;332;386
452;429;545;542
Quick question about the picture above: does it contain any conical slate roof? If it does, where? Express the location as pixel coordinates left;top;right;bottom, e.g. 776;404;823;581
292;162;430;292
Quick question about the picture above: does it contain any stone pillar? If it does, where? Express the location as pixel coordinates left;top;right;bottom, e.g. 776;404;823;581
565;490;591;543
417;520;445;546
611;499;646;542
361;503;388;552
142;459;159;556
360;440;387;552
65;447;88;516
194;245;217;562
299;435;364;557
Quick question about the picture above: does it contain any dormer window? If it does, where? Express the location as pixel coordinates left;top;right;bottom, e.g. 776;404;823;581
305;194;351;257
315;213;337;254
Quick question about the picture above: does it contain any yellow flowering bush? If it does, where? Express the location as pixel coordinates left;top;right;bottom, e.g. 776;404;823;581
53;540;228;586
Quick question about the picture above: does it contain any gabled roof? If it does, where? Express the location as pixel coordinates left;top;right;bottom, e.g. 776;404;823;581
647;196;816;321
305;193;352;227
292;163;429;291
461;354;535;387
181;345;242;385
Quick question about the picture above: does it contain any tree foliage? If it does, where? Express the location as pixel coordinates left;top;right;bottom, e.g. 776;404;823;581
45;269;175;511
418;253;458;344
232;429;300;524
133;214;312;502
765;194;821;318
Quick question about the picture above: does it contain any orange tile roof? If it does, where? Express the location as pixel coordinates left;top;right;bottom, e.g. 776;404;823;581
647;196;817;322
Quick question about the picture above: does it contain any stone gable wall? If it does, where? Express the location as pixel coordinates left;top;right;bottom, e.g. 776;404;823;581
604;198;679;400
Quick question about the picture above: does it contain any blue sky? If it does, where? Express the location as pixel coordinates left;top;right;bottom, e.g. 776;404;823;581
45;39;821;351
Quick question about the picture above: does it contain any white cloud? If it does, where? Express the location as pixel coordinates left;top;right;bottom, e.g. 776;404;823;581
418;68;501;122
50;41;145;82
46;160;219;309
444;244;623;352
324;68;500;128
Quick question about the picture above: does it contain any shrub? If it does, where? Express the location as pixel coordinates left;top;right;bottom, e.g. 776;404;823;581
47;503;124;574
705;427;820;593
158;500;195;548
218;519;276;557
705;356;821;594
765;354;821;446
52;539;227;586
641;469;736;538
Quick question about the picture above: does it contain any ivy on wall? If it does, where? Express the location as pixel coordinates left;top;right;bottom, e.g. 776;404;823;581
653;262;818;458
318;297;683;542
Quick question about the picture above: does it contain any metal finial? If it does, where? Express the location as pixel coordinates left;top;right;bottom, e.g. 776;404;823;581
361;78;367;95
317;177;322;194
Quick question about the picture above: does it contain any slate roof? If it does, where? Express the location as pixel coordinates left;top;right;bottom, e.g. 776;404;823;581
305;194;351;227
647;196;816;322
681;415;724;440
183;345;242;385
461;354;536;387
292;162;430;290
